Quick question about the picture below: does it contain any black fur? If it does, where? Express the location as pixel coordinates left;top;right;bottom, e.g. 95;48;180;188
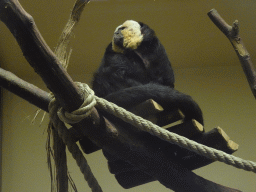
92;21;203;125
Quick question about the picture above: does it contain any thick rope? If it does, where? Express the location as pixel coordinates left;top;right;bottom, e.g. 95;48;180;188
96;96;256;173
58;83;96;124
65;82;256;174
48;97;102;192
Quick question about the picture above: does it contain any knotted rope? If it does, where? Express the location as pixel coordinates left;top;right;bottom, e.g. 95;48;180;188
57;83;96;124
48;86;102;192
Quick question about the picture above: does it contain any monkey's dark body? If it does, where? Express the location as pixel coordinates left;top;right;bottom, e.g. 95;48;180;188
92;21;203;125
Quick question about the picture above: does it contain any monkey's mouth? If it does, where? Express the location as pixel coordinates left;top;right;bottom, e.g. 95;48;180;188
113;35;124;48
113;26;125;48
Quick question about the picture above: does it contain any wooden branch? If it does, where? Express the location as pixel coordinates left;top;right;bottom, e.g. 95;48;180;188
0;0;83;112
166;119;204;138
0;68;50;112
0;1;242;191
198;127;239;154
131;99;164;117
130;99;164;124
208;9;256;99
52;127;68;192
158;109;185;126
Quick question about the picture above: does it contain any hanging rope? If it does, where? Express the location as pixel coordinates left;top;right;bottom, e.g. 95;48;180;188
48;94;102;192
55;82;256;174
47;1;95;192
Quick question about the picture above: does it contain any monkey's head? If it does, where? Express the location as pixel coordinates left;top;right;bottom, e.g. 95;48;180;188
112;20;144;53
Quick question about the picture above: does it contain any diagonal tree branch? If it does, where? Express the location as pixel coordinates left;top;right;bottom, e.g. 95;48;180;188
0;0;83;111
208;9;256;99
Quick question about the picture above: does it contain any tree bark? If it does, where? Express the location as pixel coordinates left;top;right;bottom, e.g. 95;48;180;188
208;9;256;99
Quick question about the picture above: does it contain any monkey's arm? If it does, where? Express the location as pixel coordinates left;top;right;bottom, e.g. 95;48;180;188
105;83;203;125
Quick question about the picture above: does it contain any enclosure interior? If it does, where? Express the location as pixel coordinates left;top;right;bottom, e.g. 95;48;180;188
1;0;256;191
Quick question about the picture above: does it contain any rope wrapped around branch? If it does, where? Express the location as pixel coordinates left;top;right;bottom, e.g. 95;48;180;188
48;86;102;192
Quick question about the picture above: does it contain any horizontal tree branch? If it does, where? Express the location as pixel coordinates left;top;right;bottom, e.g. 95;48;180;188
0;1;241;191
208;9;256;99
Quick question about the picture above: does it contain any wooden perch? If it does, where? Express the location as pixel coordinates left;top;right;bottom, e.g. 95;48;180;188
158;109;185;126
198;127;239;153
165;119;204;138
0;1;242;191
208;9;256;99
130;99;164;124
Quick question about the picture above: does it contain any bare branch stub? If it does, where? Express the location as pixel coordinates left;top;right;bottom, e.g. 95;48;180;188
208;9;256;98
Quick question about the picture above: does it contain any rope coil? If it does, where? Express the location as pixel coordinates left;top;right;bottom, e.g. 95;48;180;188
48;96;102;192
57;83;96;124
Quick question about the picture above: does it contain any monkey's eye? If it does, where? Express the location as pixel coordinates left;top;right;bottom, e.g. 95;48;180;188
119;27;126;30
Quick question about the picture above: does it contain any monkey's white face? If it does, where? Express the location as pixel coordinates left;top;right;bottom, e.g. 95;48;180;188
112;20;143;53
114;20;141;34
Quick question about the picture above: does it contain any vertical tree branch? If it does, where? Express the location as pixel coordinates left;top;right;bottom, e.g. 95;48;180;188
52;127;69;192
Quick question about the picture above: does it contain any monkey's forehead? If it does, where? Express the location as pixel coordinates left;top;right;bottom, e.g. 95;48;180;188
114;20;141;33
